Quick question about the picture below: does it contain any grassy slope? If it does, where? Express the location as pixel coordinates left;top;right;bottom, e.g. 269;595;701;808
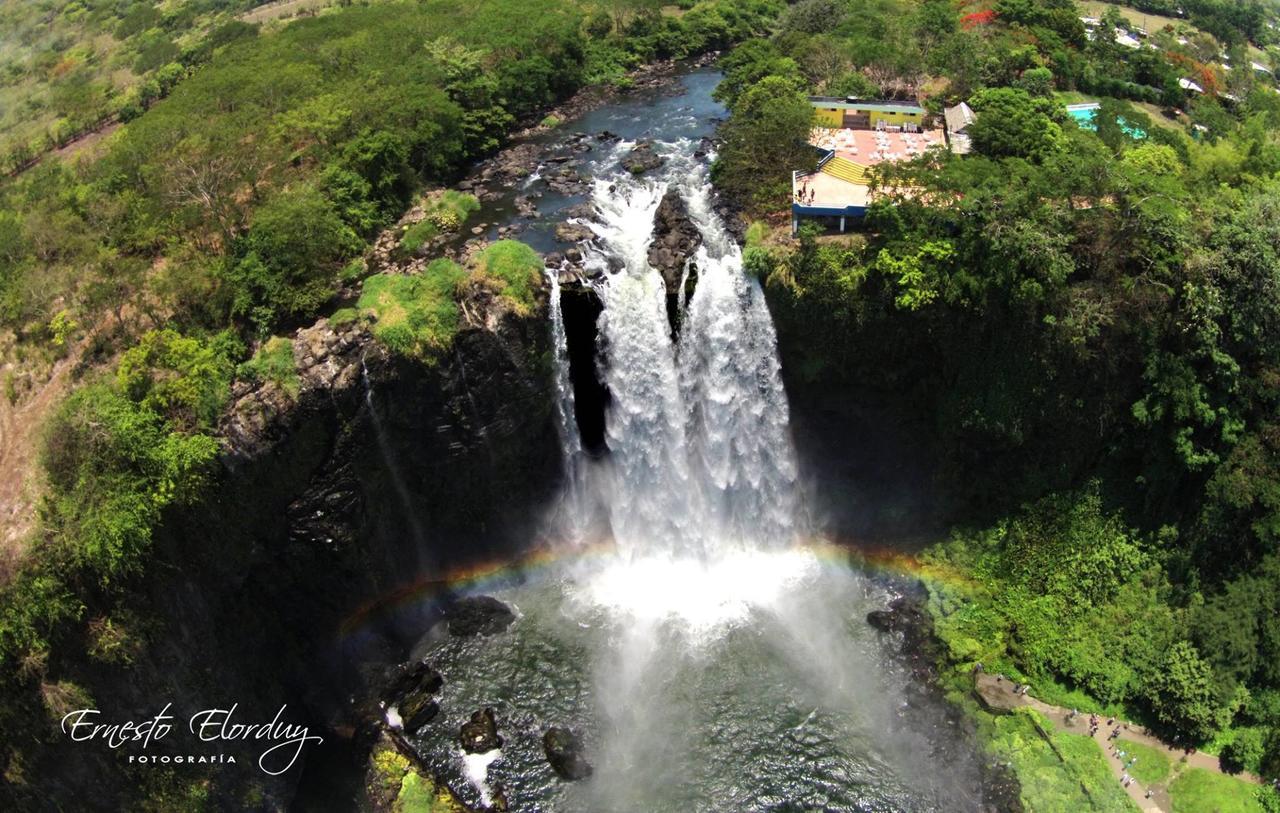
1169;768;1265;813
0;0;383;172
987;708;1139;812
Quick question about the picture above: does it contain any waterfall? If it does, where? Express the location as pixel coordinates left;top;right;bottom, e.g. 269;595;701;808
546;267;590;542
562;146;802;559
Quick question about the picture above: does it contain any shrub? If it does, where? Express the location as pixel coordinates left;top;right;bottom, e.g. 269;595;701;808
226;185;362;334
357;260;468;360
238;337;299;397
428;190;480;228
116;330;238;432
473;240;543;314
1144;641;1243;743
400;220;440;255
1222;728;1267;775
40;384;220;583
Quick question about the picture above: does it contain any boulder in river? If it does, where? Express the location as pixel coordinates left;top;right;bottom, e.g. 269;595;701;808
382;660;443;703
555;221;594;244
621;141;665;174
397;688;440;734
446;595;515;637
460;707;503;753
542;727;593;780
648;188;702;308
547;167;588;195
382;661;443;734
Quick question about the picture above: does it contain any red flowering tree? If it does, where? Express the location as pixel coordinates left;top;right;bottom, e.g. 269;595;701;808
961;9;998;30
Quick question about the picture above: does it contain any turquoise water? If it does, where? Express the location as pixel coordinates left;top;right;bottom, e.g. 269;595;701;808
1068;104;1146;138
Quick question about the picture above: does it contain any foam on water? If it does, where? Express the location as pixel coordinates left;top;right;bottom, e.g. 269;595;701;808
575;548;820;636
561;147;802;563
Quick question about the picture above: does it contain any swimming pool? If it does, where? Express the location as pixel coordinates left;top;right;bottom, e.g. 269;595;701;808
1066;102;1147;138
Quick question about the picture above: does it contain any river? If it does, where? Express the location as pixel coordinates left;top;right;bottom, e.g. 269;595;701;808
399;66;987;813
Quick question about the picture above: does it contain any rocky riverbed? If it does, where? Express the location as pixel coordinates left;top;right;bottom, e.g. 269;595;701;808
363;55;739;301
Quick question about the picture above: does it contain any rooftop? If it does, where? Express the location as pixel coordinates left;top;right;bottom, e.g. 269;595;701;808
808;97;927;114
944;102;975;134
794;171;872;210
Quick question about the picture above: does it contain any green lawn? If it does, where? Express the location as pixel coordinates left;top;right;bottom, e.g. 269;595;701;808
1077;1;1193;35
1169;768;1265;813
1116;739;1171;785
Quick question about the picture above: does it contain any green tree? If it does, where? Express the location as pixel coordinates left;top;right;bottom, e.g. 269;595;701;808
1144;641;1241;742
712;76;815;206
967;87;1066;161
40;385;219;583
1222;728;1267;774
224;185;361;333
115;330;238;432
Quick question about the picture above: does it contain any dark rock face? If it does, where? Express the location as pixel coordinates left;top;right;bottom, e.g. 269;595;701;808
398;689;440;734
460;707;503;753
648;188;702;300
866;595;930;642
383;661;443;733
621;141;665;174
383;661;443;703
445;596;515;637
542;727;593;780
22;282;562;809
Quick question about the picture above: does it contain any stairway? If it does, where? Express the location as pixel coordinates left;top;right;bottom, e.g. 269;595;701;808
820;155;871;185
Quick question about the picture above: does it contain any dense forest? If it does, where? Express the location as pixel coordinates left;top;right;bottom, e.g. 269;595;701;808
707;0;1280;804
5;0;1280;808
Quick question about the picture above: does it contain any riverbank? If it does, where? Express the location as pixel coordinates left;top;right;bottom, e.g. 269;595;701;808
975;673;1266;812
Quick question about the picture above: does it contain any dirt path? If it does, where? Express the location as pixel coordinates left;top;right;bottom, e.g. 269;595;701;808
0;350;79;577
975;673;1261;812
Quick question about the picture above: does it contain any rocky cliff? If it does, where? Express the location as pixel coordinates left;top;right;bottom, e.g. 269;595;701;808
7;283;561;811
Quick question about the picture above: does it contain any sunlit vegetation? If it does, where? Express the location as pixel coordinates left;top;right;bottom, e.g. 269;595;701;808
0;0;272;174
985;708;1138;812
1116;739;1172;785
1169;767;1267;813
357;239;544;359
237;336;299;396
398;190;482;255
357;261;468;361
473;239;546;314
713;0;1280;789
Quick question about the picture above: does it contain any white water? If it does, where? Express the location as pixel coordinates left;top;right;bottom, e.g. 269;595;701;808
416;83;983;812
557;147;803;565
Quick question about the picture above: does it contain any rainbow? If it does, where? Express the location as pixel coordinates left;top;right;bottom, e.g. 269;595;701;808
334;533;981;649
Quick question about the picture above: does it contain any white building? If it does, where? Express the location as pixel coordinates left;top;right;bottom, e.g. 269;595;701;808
1114;31;1142;49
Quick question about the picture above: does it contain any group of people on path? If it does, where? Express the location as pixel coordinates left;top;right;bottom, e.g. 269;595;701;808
1106;725;1156;800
